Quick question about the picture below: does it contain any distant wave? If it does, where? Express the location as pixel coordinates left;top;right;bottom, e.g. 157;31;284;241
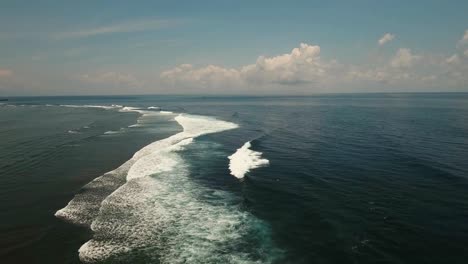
121;107;173;128
228;141;269;179
103;130;120;135
55;114;282;263
59;104;173;118
60;105;175;135
60;104;121;110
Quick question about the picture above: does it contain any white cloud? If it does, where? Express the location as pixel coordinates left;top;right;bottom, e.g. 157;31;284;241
161;43;336;90
459;29;468;45
65;38;468;94
378;33;395;46
160;43;468;92
240;43;333;85
79;72;142;87
55;19;179;39
446;54;461;65
347;47;468;87
390;48;421;68
0;68;13;77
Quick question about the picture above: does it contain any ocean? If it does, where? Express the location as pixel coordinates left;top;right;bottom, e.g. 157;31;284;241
1;94;468;263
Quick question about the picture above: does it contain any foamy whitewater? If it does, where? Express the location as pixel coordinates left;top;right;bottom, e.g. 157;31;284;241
228;141;270;179
55;109;281;263
59;104;122;110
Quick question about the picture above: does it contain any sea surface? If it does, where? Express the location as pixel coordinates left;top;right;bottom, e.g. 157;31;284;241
1;94;468;263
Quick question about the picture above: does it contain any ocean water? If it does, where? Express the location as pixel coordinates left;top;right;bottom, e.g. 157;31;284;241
1;94;468;263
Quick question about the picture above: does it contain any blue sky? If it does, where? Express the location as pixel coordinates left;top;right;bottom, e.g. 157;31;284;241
0;0;467;95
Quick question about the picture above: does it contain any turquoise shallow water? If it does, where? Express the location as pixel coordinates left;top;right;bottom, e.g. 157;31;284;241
1;94;468;263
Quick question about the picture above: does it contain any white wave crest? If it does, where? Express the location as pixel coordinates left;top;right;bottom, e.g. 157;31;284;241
126;115;236;181
55;114;236;224
60;104;120;110
228;141;270;179
53;114;285;264
104;130;120;135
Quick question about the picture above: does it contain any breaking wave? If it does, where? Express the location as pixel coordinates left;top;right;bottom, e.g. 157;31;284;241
60;104;122;110
103;130;121;135
120;106;166;128
228;141;270;179
55;112;281;263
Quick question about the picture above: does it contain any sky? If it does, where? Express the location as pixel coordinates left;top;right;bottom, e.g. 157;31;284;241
0;0;467;96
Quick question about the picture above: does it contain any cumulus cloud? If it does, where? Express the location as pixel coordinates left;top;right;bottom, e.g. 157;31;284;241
161;43;337;90
378;33;395;46
161;43;428;90
390;48;421;68
0;68;13;77
160;42;468;93
79;72;142;87
459;29;468;46
240;43;333;85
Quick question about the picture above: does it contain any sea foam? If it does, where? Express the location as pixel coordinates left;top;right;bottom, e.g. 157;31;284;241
228;141;270;179
55;113;235;225
119;106;162;128
60;104;120;110
125;115;237;181
55;113;282;263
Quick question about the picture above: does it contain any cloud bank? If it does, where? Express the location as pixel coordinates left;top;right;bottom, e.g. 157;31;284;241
161;43;339;92
6;30;466;96
160;31;468;93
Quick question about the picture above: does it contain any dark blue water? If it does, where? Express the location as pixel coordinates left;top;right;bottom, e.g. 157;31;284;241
1;94;468;263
